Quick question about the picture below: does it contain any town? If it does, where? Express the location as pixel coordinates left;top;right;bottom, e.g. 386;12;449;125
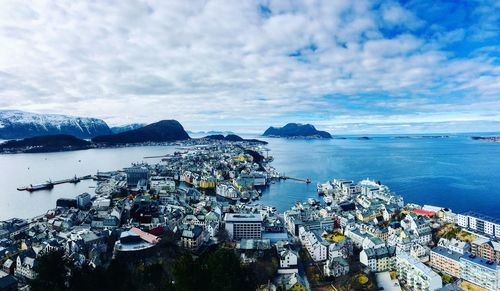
0;139;499;291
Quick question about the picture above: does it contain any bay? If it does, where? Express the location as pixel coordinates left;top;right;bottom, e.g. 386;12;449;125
0;134;498;220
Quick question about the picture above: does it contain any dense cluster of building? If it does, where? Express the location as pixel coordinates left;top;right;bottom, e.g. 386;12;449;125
0;140;499;291
281;178;500;290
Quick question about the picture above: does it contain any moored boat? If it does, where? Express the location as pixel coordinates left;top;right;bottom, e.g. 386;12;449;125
27;182;54;192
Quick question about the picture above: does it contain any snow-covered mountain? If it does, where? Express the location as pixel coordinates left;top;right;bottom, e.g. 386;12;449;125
110;123;146;134
0;110;112;139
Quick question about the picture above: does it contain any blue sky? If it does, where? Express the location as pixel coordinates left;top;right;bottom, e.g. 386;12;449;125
0;0;498;133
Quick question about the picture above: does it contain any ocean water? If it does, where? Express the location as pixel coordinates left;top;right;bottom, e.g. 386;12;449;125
258;135;500;218
0;134;498;220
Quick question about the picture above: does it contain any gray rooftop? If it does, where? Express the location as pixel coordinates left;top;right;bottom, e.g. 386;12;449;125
225;213;262;222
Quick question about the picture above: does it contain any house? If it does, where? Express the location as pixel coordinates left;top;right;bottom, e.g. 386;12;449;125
181;225;204;250
324;257;349;277
359;246;395;272
14;251;37;280
278;249;298;269
2;259;14;275
275;272;306;291
409;243;430;262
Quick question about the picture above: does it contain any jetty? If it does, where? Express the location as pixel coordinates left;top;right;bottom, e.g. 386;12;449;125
280;176;312;184
17;175;93;192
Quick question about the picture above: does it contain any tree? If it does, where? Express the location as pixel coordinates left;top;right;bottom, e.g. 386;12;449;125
68;265;106;291
30;249;69;291
171;248;257;291
215;228;229;242
172;253;204;291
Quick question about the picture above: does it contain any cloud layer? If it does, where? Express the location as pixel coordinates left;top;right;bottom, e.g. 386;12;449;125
0;0;498;133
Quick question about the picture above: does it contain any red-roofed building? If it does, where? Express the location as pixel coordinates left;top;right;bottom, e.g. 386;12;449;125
130;227;161;244
412;209;435;217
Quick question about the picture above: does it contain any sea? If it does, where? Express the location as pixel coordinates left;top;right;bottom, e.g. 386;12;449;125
0;133;499;221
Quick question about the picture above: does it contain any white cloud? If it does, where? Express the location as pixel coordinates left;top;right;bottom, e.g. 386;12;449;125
0;0;498;132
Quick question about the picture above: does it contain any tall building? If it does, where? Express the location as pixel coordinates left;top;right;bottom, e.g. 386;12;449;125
224;213;262;240
76;193;91;210
125;166;149;188
460;254;500;290
457;212;500;238
395;252;442;291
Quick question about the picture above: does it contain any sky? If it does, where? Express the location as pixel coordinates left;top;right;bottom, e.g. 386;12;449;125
0;0;499;134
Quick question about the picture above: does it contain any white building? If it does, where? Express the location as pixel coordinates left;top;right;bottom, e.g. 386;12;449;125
298;227;329;262
395;252;442;291
457;212;500;238
460;254;500;290
224;213;262;240
278;248;298;269
15;253;37;280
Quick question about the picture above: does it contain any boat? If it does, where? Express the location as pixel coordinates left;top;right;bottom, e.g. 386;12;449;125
27;182;54;192
305;178;311;184
307;198;319;206
323;195;333;206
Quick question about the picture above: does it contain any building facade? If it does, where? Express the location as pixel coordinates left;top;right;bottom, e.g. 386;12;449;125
457;212;500;238
460;254;500;290
224;213;262;240
430;246;462;277
395;252;442;291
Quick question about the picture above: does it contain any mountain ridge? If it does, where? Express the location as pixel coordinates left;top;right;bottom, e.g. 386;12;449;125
92;120;190;144
0;110;111;139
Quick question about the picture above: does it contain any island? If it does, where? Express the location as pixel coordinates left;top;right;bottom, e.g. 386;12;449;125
396;135;449;139
0;134;91;153
263;123;332;139
471;136;500;142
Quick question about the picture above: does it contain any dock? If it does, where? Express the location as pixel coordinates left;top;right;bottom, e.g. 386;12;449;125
280;176;312;184
17;175;93;191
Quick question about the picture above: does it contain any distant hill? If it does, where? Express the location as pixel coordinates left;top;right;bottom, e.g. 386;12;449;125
0;110;112;139
92;120;190;144
263;123;332;138
203;134;267;144
110;123;146;134
0;134;91;153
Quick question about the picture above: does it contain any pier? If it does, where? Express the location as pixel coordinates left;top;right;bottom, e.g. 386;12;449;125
17;175;93;192
280;176;312;184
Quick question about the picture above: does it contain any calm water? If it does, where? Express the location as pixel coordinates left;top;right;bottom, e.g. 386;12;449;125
0;135;499;220
259;135;500;217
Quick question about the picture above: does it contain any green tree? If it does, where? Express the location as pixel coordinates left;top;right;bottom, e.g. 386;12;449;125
68;265;106;291
172;253;204;291
30;249;69;291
